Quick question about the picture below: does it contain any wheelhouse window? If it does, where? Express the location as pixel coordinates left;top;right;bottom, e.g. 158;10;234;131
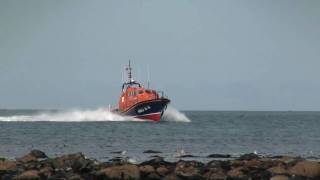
128;91;138;96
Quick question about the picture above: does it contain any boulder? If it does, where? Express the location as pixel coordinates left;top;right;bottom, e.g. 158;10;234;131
139;165;158;180
47;169;69;179
146;172;162;180
227;167;246;178
163;173;183;180
143;150;162;154
244;159;261;168
0;160;17;170
270;155;281;159
239;153;260;161
71;158;93;172
39;166;53;178
142;156;165;164
230;160;244;167
110;151;124;154
270;175;289;180
68;174;84;180
289;160;320;178
258;157;278;169
268;165;288;175
140;156;172;168
29;150;47;159
202;167;227;180
207;154;231;158
16;154;37;163
206;160;231;171
179;154;198;158
96;164;140;180
109;157;123;163
150;155;162;158
204;172;226;180
278;156;301;165
0;161;18;180
139;165;155;174
16;150;47;164
156;166;169;176
175;160;203;178
16;170;40;180
51;152;90;171
247;167;271;179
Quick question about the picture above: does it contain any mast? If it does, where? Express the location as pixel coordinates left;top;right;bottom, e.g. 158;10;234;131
147;64;150;89
126;60;134;83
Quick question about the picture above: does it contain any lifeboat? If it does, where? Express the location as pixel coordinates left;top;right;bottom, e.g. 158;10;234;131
112;61;170;121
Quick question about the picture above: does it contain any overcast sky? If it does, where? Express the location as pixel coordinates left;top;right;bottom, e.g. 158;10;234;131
0;0;319;110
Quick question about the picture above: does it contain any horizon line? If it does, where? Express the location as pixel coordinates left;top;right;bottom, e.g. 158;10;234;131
1;108;320;112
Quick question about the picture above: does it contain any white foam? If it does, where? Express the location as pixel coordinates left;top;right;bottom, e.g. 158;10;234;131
0;115;33;122
0;107;191;122
162;107;191;122
0;108;140;122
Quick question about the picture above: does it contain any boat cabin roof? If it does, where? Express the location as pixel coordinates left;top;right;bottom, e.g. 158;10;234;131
122;81;141;91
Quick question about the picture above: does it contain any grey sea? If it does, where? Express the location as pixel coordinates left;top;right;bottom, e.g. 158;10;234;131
0;109;319;162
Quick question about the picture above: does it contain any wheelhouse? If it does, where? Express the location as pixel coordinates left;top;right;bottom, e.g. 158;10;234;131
118;82;160;111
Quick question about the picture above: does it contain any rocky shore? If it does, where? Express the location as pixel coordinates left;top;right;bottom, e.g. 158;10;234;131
1;150;320;179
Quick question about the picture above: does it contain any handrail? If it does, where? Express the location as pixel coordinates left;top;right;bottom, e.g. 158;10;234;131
157;91;167;99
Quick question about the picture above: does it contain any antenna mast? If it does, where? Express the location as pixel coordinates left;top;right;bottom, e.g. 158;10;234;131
147;65;150;89
126;60;134;83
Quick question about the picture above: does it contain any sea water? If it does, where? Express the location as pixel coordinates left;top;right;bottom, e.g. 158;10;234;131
0;108;319;162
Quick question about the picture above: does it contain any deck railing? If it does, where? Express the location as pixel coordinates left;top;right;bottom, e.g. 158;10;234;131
157;91;168;99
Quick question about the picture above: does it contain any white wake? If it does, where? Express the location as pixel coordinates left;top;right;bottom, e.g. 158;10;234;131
0;108;137;122
162;107;191;122
0;107;190;122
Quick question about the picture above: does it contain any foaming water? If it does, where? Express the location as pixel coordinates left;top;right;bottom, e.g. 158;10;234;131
0;109;133;122
0;107;190;122
34;109;141;122
162;107;191;122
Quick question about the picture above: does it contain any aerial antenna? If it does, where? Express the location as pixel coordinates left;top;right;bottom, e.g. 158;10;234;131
126;60;134;83
137;65;141;84
147;64;150;89
121;67;124;83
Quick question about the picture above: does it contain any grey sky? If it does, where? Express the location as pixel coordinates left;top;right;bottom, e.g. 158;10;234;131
0;0;319;110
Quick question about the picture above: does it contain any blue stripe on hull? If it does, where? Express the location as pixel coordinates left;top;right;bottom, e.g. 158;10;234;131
122;99;169;118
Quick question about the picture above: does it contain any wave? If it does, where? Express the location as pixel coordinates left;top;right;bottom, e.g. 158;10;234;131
162;107;191;122
0;107;191;122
